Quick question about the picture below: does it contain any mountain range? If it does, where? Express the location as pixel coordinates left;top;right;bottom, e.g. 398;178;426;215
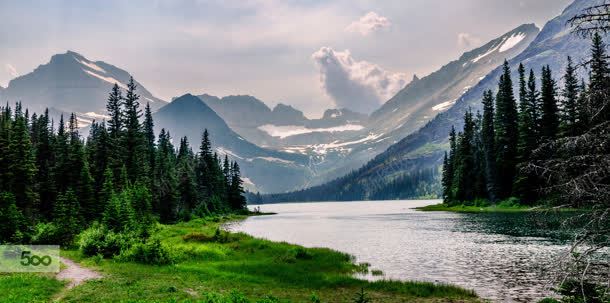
0;0;590;198
265;0;600;201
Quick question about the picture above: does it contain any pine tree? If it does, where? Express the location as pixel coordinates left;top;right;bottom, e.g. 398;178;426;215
122;77;145;183
586;32;610;126
143;103;156;179
196;129;213;203
53;189;81;245
539;65;559;140
176;137;198;219
0;105;12;194
452;110;476;201
441;152;452;202
154;129;179;223
481;90;497;201
560;57;580;136
106;83;123;138
444;126;457;203
33;109;56;220
493;61;519;199
0;192;25;243
228;162;246;210
9;103;38;216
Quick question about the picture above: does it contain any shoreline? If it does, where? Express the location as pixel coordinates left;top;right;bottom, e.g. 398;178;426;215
4;213;479;302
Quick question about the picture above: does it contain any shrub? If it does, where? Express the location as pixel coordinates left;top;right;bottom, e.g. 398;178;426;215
182;232;215;242
293;247;313;260
556;279;609;303
120;238;174;265
31;222;62;245
0;192;25;243
352;288;371;303
78;224;134;258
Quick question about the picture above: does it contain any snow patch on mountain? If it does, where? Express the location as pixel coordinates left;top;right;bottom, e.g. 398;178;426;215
258;124;364;139
83;70;126;89
75;57;106;73
499;32;526;52
215;147;243;160
432;100;456;111
250;157;295;165
472;42;502;63
82;112;110;120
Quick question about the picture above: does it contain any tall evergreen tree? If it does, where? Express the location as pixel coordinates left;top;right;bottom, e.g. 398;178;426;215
154;129;179;223
480;90;497;201
586;32;610;126
560;56;580;136
539;65;559;140
452;110;476;201
122;77;145;183
9;103;38;216
33;109;56;219
106;83;123;138
143;103;156;179
493;61;519;198
228;162;246;210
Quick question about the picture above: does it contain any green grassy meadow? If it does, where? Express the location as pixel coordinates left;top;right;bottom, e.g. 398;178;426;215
3;215;478;302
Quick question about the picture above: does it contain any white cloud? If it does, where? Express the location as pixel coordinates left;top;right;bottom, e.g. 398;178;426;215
312;47;407;114
457;32;482;49
346;12;391;36
5;64;18;78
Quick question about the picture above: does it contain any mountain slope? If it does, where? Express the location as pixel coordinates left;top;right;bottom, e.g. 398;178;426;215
153;94;311;193
2;51;166;125
266;0;592;201
285;23;539;187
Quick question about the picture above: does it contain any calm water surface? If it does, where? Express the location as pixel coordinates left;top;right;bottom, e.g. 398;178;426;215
228;200;574;302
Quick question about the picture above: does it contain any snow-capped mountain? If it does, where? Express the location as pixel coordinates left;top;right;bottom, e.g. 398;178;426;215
153;94;311;193
286;23;539;186
1;51;166;125
268;0;596;201
199;94;368;148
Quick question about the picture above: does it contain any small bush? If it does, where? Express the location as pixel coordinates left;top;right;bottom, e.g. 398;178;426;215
537;299;560;303
78;224;134;258
182;232;215;242
31;222;62;245
293;247;313;260
498;197;521;208
121;238;174;265
352;288;371;303
371;269;384;276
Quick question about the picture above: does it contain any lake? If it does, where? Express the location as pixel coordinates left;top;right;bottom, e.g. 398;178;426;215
228;200;574;302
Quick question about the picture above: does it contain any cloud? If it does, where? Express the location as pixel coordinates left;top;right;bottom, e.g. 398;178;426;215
346;12;390;36
457;32;482;49
5;64;17;78
312;47;407;114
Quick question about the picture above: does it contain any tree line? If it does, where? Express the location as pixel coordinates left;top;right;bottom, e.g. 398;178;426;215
442;32;609;206
0;78;246;244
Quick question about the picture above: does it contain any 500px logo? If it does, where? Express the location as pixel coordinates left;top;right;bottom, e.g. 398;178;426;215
20;250;53;266
0;245;60;272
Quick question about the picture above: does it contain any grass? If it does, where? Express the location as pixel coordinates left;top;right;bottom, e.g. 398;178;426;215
416;199;579;213
5;215;479;302
0;273;66;303
416;203;533;213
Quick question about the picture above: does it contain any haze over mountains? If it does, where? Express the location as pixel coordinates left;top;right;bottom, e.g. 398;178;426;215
266;0;601;202
0;0;588;198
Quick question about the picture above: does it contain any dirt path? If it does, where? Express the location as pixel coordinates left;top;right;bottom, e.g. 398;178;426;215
56;257;102;288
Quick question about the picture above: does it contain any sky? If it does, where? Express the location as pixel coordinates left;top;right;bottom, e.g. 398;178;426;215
0;0;573;117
